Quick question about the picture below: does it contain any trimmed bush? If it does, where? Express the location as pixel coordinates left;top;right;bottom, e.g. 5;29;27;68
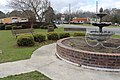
33;34;46;42
33;24;40;29
21;24;28;29
5;25;12;30
40;26;44;29
12;26;22;30
59;33;70;39
17;35;35;46
40;26;48;29
44;26;48;29
47;32;59;40
0;24;5;30
73;32;85;37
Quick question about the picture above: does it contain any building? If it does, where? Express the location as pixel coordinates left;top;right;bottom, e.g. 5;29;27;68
0;17;28;24
71;17;90;24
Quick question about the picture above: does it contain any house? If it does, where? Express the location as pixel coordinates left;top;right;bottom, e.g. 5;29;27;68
71;17;90;24
0;17;28;24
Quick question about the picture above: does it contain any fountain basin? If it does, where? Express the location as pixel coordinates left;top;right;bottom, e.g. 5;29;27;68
96;13;107;18
56;37;120;70
92;22;111;27
88;31;114;41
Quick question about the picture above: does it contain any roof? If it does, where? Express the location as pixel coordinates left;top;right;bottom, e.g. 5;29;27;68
72;18;90;21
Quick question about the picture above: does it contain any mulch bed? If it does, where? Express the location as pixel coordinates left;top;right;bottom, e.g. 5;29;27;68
62;37;120;53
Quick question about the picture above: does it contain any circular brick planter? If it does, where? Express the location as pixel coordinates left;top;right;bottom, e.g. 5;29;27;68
56;37;120;71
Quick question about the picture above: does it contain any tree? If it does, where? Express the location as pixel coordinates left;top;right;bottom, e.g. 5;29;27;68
103;8;120;24
44;6;55;23
55;13;62;20
9;0;49;22
0;11;6;19
7;10;22;17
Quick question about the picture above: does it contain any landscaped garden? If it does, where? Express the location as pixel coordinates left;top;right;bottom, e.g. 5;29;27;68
0;27;64;63
0;27;119;63
0;26;120;79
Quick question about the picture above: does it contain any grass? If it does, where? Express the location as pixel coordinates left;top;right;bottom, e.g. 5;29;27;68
0;27;68;63
0;71;51;80
112;35;120;38
0;28;63;63
0;28;62;80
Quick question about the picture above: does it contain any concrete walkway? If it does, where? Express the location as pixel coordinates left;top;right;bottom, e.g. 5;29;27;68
0;43;120;80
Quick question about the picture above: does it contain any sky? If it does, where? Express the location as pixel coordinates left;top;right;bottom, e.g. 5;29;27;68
0;0;120;13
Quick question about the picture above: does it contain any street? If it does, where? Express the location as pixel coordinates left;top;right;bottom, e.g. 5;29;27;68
57;24;120;35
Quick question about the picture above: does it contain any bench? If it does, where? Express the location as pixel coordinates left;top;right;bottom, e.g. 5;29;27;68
64;28;86;32
12;29;34;37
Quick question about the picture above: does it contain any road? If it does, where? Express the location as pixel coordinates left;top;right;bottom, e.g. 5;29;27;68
57;24;120;35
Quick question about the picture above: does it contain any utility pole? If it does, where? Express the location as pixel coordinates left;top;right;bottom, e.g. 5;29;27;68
69;3;71;24
96;1;98;13
96;1;98;22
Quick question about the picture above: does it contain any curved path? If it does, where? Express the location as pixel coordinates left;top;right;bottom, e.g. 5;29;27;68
0;43;120;80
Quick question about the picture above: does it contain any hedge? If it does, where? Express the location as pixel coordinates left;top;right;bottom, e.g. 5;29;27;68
73;32;85;37
33;34;46;42
59;32;70;39
17;35;35;46
47;32;59;40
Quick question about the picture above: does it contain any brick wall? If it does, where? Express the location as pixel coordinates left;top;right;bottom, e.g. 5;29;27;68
56;38;120;69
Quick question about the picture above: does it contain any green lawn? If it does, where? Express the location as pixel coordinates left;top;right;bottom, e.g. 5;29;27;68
112;35;120;38
0;71;51;80
0;28;64;63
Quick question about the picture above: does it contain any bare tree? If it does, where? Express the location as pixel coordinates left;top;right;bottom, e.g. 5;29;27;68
9;0;49;22
44;6;55;23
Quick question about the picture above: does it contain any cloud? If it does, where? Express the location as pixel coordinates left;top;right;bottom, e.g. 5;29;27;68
1;0;120;13
50;0;120;13
50;0;96;13
0;0;13;13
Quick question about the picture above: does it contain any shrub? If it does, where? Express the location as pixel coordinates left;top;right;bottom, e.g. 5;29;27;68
33;24;40;29
40;26;48;29
17;35;35;46
59;33;70;39
44;26;48;29
0;24;5;30
12;26;22;30
21;24;28;29
5;25;12;30
73;32;85;37
47;32;59;40
33;34;46;42
40;26;44;29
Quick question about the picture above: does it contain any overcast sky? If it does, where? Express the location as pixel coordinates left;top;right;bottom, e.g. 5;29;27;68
0;0;120;13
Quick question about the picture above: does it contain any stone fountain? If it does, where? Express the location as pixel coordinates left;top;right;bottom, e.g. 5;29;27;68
56;7;120;71
86;7;114;47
